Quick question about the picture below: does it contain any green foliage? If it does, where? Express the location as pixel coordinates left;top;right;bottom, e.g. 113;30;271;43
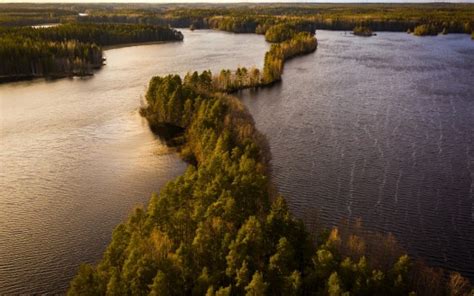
413;24;439;36
327;272;345;296
207;16;262;33
245;272;268;296
1;3;472;34
265;24;296;42
1;23;182;46
353;26;374;37
0;4;76;26
210;29;316;92
68;264;103;296
66;10;473;296
264;21;316;42
0;35;102;81
140;32;316;100
149;271;171;296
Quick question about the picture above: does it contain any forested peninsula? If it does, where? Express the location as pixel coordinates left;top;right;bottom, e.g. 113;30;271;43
68;23;473;296
67;3;473;36
0;23;183;82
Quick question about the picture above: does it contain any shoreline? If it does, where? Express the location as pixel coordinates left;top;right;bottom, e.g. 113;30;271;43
0;40;183;84
0;72;95;85
103;39;182;50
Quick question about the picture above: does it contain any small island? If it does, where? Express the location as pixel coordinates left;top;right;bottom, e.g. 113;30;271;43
352;25;374;37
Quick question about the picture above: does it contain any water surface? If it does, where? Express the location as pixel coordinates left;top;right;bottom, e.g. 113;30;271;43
241;31;474;280
0;29;268;294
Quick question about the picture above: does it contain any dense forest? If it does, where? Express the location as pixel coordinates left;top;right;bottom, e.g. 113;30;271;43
68;25;473;295
0;5;77;26
1;3;472;35
0;23;183;82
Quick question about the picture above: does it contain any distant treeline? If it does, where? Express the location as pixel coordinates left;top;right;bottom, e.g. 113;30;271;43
76;14;473;35
69;25;473;296
1;3;472;35
0;23;183;82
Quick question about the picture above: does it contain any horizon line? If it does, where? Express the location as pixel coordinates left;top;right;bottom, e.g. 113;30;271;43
1;0;474;3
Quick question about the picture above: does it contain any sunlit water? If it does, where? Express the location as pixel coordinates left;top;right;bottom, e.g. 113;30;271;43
31;23;60;28
0;30;269;294
241;31;474;281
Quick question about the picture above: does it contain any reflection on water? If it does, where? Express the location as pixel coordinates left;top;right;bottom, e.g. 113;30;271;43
241;31;474;281
0;29;268;294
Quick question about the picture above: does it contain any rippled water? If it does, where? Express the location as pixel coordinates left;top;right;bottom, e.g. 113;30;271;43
0;30;268;294
241;31;474;280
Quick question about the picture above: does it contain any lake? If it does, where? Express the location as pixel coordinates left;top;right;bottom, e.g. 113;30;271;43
0;29;269;294
240;30;474;281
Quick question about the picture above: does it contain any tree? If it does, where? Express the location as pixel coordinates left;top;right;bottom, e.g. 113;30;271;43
284;271;302;296
105;268;126;296
149;271;171;296
269;237;294;274
327;272;345;296
68;264;103;296
447;272;472;296
226;216;265;279
265;24;296;42
0;24;183;81
391;255;411;294
236;261;251;289
191;268;212;296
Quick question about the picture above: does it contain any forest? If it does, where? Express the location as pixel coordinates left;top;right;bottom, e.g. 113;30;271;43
68;24;473;296
1;3;472;294
412;24;441;36
0;23;183;82
213;31;317;91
